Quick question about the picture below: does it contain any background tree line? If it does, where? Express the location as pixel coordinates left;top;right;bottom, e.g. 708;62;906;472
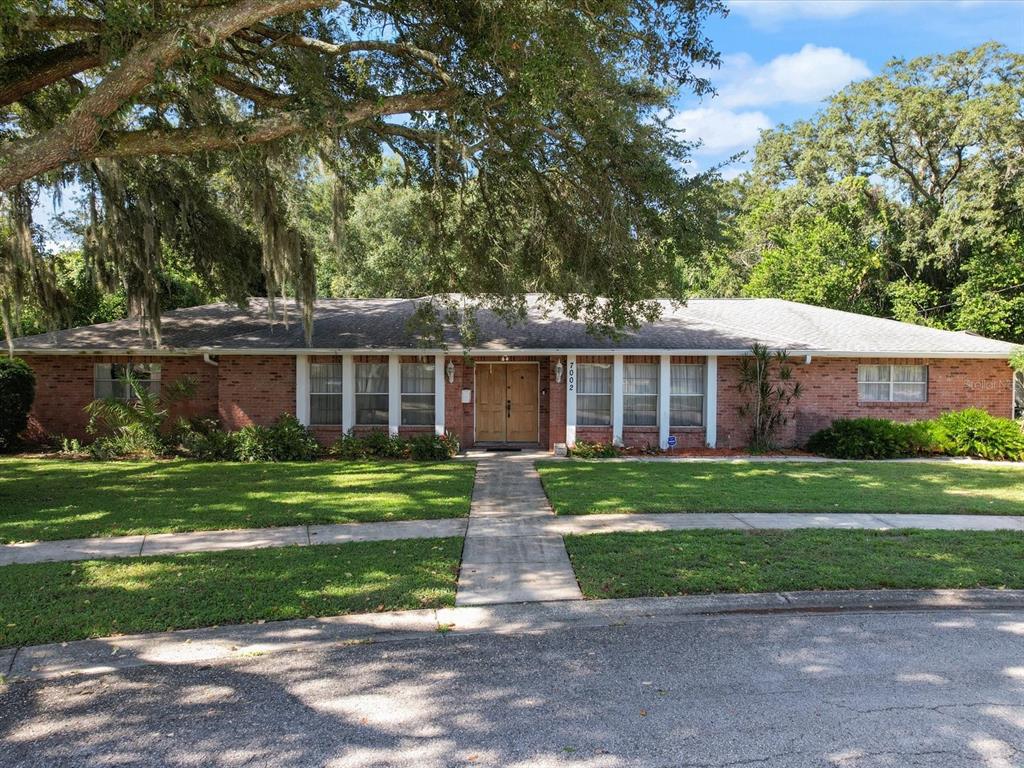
4;37;1022;345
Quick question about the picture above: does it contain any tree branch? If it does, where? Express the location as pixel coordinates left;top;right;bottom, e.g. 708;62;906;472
210;71;291;108
17;14;105;34
0;37;102;107
0;0;339;190
255;26;452;85
91;90;459;159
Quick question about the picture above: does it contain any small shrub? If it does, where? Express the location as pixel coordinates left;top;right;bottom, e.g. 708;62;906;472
267;414;321;461
570;440;622;458
330;432;369;460
330;430;459;461
57;436;83;455
88;423;167;460
409;432;460;460
930;408;1024;461
173;418;238;461
362;430;409;459
0;356;35;450
234;424;276;462
806;418;936;459
233;416;321;462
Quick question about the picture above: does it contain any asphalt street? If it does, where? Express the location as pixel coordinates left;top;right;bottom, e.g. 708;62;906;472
2;607;1022;767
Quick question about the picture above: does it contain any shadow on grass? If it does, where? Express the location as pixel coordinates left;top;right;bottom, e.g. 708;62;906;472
537;460;1024;516
0;460;476;542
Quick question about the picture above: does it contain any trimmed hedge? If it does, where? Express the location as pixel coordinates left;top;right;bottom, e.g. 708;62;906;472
330;431;460;461
805;417;937;460
807;410;1024;461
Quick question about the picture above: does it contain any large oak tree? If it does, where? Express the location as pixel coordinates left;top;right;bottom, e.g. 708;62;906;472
0;0;724;345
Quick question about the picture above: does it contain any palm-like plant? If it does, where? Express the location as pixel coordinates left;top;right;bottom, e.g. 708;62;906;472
737;344;802;452
85;370;195;457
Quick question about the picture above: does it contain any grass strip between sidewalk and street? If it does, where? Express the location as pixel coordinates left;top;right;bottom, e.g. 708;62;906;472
564;529;1024;599
0;459;476;543
0;537;462;648
538;460;1024;516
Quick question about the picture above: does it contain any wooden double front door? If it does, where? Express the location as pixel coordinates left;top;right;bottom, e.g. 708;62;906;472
476;363;539;443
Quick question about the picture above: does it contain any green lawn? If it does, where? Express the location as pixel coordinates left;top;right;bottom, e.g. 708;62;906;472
0;537;461;648
538;460;1024;516
565;529;1024;599
0;459;476;543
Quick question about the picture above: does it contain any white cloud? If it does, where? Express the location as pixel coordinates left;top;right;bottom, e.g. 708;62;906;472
669;107;773;153
714;45;870;108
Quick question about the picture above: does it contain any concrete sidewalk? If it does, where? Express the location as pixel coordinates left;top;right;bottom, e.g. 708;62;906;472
0;518;468;566
456;452;583;605
3;509;1020;567
5;588;1023;682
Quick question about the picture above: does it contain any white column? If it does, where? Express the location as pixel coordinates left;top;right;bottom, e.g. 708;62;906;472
388;354;401;436
612;354;624;446
658;354;671;449
565;355;577;447
341;354;355;433
434;353;446;436
705;355;718;449
295;354;310;425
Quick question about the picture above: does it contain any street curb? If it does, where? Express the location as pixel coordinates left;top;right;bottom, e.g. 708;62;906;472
4;588;1024;683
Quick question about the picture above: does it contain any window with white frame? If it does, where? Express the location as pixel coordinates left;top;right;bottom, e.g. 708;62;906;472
576;363;612;426
310;362;343;425
94;363;161;401
401;362;435;426
670;364;704;426
355;362;389;425
858;364;928;402
624;362;658;426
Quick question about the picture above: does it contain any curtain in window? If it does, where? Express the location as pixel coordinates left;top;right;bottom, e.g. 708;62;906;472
670;364;704;427
310;362;343;425
355;363;389;425
858;364;927;402
577;363;612;426
401;363;435;426
624;363;658;426
94;363;161;400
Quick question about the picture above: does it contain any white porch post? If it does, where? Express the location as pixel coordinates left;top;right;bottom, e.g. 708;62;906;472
612;354;624;446
434;353;446;436
341;354;355;433
388;354;401;436
295;354;310;426
658;354;671;449
705;355;718;448
565;354;577;447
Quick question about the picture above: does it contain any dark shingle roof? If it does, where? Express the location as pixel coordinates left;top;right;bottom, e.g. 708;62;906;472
10;295;1017;357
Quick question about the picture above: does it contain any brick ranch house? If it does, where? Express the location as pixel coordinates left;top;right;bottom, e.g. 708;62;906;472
10;296;1021;451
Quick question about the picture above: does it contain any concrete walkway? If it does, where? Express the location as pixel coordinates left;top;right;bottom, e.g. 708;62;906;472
0;518;468;566
455;452;583;605
3;508;1020;567
5;588;1023;682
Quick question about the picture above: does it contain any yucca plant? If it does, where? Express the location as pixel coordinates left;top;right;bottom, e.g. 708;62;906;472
737;344;802;452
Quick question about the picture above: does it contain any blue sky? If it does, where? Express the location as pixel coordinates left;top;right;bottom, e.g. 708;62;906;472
673;0;1024;177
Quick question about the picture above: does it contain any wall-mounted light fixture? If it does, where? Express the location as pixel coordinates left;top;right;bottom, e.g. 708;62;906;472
555;360;564;384
446;360;455;383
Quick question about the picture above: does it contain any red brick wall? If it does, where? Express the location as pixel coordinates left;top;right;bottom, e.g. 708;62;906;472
716;356;1015;449
218;355;295;430
21;354;219;441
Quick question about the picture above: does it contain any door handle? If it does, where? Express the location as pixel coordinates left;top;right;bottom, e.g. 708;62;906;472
506;400;511;418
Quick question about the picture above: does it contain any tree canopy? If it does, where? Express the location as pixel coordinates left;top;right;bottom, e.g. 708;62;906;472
698;43;1024;343
0;0;726;346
